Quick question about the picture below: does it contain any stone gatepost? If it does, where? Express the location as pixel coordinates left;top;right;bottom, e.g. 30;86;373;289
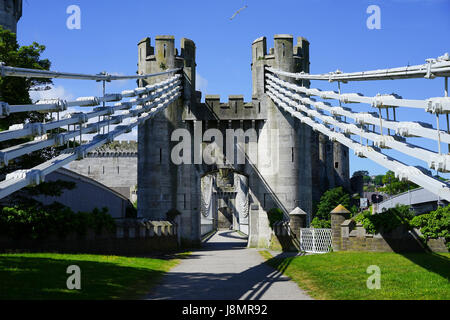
289;207;307;242
330;204;351;251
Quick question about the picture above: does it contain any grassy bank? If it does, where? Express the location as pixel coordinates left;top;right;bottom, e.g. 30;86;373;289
0;253;186;299
260;251;450;300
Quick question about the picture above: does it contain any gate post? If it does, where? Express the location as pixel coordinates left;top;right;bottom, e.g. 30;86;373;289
289;207;307;241
330;204;351;251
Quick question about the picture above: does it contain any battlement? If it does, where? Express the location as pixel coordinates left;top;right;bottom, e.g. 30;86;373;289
88;141;138;156
137;35;196;91
251;34;309;71
252;34;310;95
183;94;266;121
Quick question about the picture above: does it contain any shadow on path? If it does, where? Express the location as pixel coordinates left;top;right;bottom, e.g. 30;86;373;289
146;230;311;300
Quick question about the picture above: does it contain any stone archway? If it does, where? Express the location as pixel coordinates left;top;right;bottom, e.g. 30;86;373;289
200;168;249;237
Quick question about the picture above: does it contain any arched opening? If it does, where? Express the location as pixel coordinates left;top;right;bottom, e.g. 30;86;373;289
200;168;249;240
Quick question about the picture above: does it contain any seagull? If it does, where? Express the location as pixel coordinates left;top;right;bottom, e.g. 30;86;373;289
230;5;248;20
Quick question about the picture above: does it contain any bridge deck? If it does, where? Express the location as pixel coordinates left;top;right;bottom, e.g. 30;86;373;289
145;230;311;300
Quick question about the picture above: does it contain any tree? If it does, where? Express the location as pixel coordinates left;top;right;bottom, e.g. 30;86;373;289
314;187;352;221
0;26;75;177
352;170;369;178
0;26;52;129
352;170;371;184
0;26;78;208
373;175;384;186
379;170;418;195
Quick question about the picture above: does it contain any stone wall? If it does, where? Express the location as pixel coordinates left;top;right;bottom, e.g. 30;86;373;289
68;143;137;200
331;206;448;253
0;220;179;255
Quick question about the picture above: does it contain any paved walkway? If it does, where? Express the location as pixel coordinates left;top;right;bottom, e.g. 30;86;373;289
145;230;312;300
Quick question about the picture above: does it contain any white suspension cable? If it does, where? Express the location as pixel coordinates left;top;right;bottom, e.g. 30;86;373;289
266;73;450;145
267;89;450;202
0;63;181;81
265;53;450;82
0;89;181;199
266;79;450;172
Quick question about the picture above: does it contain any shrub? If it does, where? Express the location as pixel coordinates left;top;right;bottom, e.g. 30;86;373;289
354;205;413;234
267;208;284;228
410;205;450;250
310;217;331;228
0;204;115;240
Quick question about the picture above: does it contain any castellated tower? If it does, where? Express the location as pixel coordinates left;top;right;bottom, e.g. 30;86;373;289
137;36;199;243
251;35;350;230
0;0;22;33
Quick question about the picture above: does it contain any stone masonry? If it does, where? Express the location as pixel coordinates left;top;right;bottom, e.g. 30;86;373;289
0;0;22;33
68;141;137;200
331;205;448;253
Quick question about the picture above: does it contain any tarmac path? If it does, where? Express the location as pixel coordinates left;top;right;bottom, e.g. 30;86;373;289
145;230;312;300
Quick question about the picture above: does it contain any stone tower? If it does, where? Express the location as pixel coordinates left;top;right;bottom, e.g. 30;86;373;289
0;0;22;33
137;36;199;242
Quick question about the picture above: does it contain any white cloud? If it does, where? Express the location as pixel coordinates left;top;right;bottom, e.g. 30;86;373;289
196;72;208;92
29;85;75;103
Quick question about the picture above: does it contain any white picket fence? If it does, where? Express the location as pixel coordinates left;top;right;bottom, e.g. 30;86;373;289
299;228;332;253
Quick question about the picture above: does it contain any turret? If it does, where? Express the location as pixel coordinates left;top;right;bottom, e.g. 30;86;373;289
155;35;175;70
273;34;295;74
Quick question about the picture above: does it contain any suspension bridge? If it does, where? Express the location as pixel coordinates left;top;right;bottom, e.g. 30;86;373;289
0;34;449;246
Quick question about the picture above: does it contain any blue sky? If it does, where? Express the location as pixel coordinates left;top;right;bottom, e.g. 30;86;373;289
17;0;450;176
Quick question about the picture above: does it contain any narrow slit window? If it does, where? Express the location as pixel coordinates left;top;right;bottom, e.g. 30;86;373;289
163;44;167;58
335;162;339;169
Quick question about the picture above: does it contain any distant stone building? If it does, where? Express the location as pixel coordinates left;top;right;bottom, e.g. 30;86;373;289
34;168;132;219
0;0;22;33
68;141;138;201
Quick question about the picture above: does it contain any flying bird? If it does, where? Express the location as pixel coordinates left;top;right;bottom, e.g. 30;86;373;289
230;5;248;20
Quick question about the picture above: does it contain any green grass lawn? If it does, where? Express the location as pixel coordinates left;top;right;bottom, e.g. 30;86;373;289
0;253;186;299
260;251;450;300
